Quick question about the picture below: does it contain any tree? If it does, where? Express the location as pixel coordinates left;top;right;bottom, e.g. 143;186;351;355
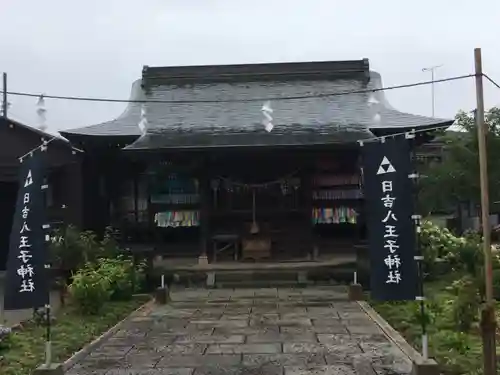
418;107;500;216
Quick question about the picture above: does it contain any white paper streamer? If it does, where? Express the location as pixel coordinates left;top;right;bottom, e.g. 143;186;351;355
367;94;379;106
261;101;273;132
138;104;148;134
36;94;47;131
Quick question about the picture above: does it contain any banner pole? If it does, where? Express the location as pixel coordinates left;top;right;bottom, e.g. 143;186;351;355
408;130;428;360
42;172;53;368
417;254;427;360
44;303;52;367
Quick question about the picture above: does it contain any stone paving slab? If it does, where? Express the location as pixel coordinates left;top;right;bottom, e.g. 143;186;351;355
175;334;246;344
67;287;413;375
246;332;317;343
242;353;327;367
214;326;280;335
285;365;357;375
281;325;349;334
157;354;242;368
206;343;282;354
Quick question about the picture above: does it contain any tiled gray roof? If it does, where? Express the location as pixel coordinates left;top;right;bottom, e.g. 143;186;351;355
61;62;453;149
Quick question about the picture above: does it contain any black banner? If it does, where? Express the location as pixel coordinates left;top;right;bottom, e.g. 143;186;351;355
361;136;417;301
3;150;49;310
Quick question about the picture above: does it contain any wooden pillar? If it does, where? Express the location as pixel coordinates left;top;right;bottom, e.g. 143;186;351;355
357;152;364;242
61;160;84;229
101;159;112;230
133;167;139;224
81;154;105;233
198;160;209;265
303;158;315;259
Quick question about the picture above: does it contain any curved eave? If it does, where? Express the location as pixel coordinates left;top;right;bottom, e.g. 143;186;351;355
60;79;144;141
369;119;455;136
122;127;376;151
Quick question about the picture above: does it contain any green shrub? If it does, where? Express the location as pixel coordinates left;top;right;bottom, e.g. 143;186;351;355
100;226;122;258
492;269;500;300
69;264;111;315
97;256;145;301
408;300;438;328
49;225;86;271
420;220;484;280
69;255;146;314
420;221;464;278
455;241;482;276
448;276;480;332
433;330;472;354
0;326;13;353
49;225;124;273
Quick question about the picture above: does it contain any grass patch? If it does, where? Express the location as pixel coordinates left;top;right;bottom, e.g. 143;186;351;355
371;273;493;375
0;296;149;375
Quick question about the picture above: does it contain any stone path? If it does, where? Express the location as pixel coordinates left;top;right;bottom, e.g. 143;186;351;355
68;287;413;375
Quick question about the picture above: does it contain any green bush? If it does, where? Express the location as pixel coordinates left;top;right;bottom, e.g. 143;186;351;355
69;264;112;315
436;330;472;353
448;276;480;332
97;256;145;301
68;255;146;314
492;269;500;300
0;326;13;353
100;226;122;258
420;221;463;278
49;225;86;271
409;300;438;328
49;225;124;273
455;241;482;276
420;220;484;279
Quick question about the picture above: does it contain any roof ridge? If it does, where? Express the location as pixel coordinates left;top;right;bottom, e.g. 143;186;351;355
142;59;370;85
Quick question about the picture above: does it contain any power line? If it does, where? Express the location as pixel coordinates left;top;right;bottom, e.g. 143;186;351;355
0;74;475;105
484;73;500;90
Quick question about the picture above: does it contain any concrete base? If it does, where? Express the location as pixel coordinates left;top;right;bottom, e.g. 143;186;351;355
155;287;170;305
198;255;209;266
206;272;216;288
348;283;363;301
411;361;440;375
33;363;64;375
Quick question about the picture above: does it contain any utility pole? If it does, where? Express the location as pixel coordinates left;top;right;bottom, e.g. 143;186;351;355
422;64;443;117
474;47;497;375
2;72;7;118
0;73;5;325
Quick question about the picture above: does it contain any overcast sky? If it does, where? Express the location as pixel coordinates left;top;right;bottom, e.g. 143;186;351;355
0;0;499;134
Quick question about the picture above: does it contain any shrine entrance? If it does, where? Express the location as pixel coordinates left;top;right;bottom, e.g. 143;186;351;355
116;147;366;264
